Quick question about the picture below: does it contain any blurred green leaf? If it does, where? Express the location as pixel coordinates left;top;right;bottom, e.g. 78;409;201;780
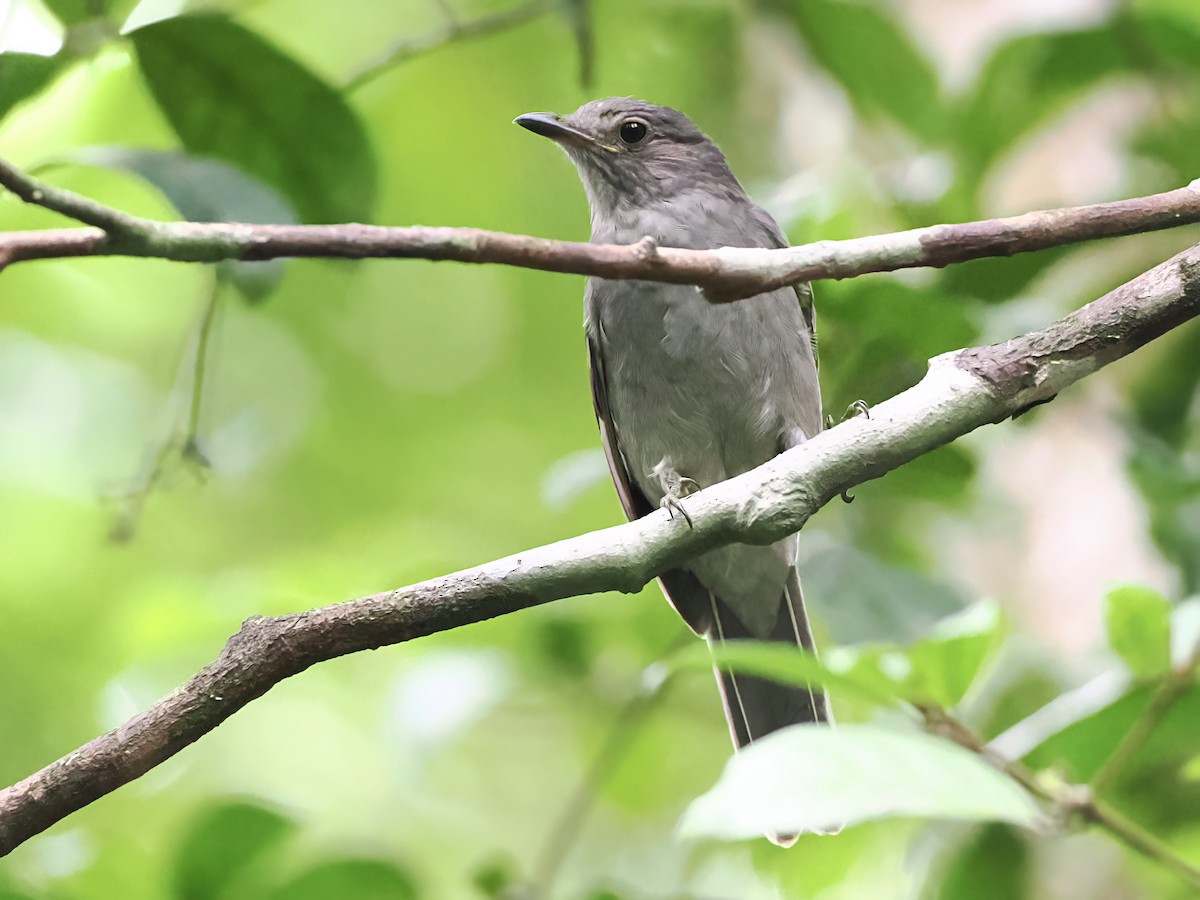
1171;597;1200;667
690;639;904;707
958;25;1129;183
930;824;1031;900
1023;683;1200;782
1182;754;1200;781
907;602;1005;707
268;859;417;900
681;724;1041;839
774;0;944;142
0;52;63;123
172;801;294;900
471;856;517;898
62;146;297;300
43;0;122;26
1105;584;1173;679
129;14;377;224
804;545;965;644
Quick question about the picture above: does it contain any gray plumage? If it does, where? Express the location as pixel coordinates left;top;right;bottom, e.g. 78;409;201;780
517;99;831;820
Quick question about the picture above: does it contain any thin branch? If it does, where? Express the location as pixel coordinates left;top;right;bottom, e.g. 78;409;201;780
920;706;1200;891
0;155;1198;299
2;242;1200;856
0;156;152;236
530;675;672;896
344;0;558;92
1091;633;1200;794
109;278;220;541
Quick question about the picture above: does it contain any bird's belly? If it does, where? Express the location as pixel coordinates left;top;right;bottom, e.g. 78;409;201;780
595;282;787;503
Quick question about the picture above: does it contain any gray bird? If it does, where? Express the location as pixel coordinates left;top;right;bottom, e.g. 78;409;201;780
516;98;830;792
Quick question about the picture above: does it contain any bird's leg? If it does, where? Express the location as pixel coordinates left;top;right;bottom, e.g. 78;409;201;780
653;461;700;527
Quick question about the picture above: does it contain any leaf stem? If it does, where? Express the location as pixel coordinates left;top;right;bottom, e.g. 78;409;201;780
1091;634;1200;794
920;706;1200;891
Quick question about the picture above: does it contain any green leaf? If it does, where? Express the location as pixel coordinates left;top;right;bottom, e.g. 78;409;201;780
268;859;417;900
130;14;377;224
958;26;1129;182
1104;584;1172;678
172;801;294;900
0;53;63;123
907;602;1005;707
43;0;114;26
680;724;1041;838
930;824;1031;900
63;146;297;300
780;0;944;142
679;639;904;708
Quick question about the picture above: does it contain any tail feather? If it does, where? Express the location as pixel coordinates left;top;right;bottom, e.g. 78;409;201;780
708;571;833;845
708;570;830;749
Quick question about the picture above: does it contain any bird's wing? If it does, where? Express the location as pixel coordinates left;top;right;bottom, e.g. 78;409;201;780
750;204;821;374
586;326;716;636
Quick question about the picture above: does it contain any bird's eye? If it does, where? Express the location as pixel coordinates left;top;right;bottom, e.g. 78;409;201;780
619;119;648;144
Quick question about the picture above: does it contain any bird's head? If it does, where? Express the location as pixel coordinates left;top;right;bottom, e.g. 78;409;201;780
515;97;740;217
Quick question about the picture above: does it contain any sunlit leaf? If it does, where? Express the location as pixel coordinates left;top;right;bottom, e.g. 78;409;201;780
680;640;904;707
172;801;294;900
130;15;377;224
681;724;1041;839
1104;584;1172;679
907;602;1005;707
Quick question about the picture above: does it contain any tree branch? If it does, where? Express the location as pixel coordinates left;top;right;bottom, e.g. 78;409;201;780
920;706;1200;891
344;0;559;92
2;240;1199;857
1;154;1198;298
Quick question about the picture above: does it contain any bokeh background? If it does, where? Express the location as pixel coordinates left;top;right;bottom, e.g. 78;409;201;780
1;0;1199;897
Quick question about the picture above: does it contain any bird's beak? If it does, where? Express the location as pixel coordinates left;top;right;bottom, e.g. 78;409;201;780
514;112;617;152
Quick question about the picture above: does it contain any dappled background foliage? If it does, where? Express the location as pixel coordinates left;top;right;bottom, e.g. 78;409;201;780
1;0;1199;897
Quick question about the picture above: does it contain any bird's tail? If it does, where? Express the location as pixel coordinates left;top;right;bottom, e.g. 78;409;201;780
708;568;831;749
707;569;833;846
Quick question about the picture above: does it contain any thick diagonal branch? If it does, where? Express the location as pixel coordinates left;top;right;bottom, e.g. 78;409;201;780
2;242;1198;857
0;154;1197;298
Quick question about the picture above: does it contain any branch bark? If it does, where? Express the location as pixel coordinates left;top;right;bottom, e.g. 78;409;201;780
2;240;1199;857
0;154;1198;299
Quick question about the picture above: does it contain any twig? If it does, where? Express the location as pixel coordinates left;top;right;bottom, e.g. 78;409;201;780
1091;633;1200;794
919;706;1200;891
529;674;672;896
0;156;151;236
0;155;1198;300
109;278;220;541
2;242;1199;855
344;0;558;92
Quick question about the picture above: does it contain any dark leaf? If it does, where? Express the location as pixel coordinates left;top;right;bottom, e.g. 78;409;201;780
930;824;1031;900
268;859;418;900
64;146;296;300
0;52;63;123
172;801;294;900
130;14;377;224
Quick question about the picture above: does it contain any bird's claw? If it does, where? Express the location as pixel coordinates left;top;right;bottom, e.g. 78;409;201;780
660;477;700;527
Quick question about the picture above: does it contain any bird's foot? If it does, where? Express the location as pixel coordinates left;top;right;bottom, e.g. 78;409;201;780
660;476;700;527
825;399;870;430
826;401;870;504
